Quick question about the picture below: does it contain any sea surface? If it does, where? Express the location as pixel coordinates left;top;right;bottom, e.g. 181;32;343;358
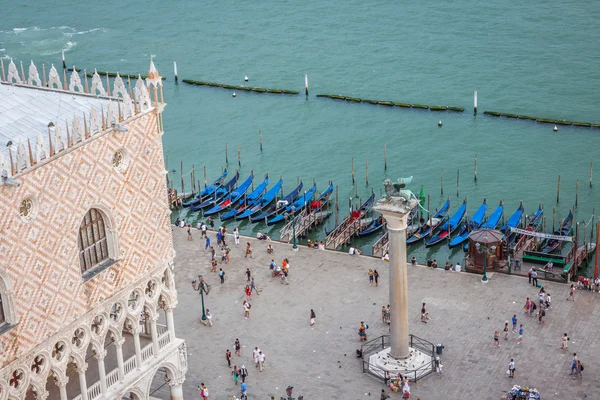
3;0;600;274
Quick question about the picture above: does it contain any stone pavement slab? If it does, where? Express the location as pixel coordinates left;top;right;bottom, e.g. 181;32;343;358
170;227;600;400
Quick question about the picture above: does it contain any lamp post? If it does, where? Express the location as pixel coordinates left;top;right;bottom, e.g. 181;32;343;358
198;275;207;321
475;240;497;282
291;205;298;251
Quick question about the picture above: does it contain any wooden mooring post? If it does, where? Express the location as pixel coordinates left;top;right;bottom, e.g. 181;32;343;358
191;165;196;193
552;207;556;232
365;159;369;186
474;154;478;182
180;161;184;193
575;178;579;208
259;130;263;152
456;169;460;197
225;143;229;164
351;158;355;185
384;144;387;171
204;166;207;187
237;144;241;167
590;162;593;187
440;168;444;196
556;175;561;203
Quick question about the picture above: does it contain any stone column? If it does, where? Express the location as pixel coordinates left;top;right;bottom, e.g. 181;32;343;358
95;349;107;394
150;316;160;355
57;377;68;400
133;328;143;368
115;338;125;380
375;196;417;360
166;306;176;339
169;377;185;400
77;364;89;400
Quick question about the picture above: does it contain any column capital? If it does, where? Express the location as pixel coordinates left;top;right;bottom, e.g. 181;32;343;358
115;337;126;347
94;349;107;361
168;376;186;387
375;196;417;231
76;363;88;374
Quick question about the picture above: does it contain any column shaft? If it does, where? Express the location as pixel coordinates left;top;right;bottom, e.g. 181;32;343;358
166;308;176;339
59;383;68;400
388;225;409;359
116;343;125;380
78;370;89;400
134;331;143;368
97;357;107;394
170;383;184;400
151;318;160;355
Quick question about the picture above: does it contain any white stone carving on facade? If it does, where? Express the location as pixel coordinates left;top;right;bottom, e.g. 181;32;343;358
89;107;101;134
35;134;48;163
53;125;68;153
106;101;116;126
135;76;150;112
90;69;106;96
27;61;42;86
71;115;84;144
16;143;30;172
7;59;22;84
0;153;10;178
145;60;162;88
0;268;18;324
69;69;84;92
122;92;134;119
113;74;127;98
47;64;62;90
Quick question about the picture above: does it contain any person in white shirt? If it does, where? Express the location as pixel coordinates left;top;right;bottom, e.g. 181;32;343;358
257;351;266;371
454;263;461;272
252;347;261;367
234;227;240;244
349;246;356;255
201;222;207;238
206;309;213;326
382;252;389;262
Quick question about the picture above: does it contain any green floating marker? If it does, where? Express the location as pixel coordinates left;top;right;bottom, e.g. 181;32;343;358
345;97;362;103
330;95;346;100
430;105;447;111
573;122;592;127
501;113;519;118
554;120;572;126
394;103;411;108
536;118;555;124
447;106;464;112
412;104;429;109
363;99;378;105
267;89;283;93
378;101;394;106
518;115;537;120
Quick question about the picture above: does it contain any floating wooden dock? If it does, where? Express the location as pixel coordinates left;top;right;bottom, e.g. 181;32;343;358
279;209;332;243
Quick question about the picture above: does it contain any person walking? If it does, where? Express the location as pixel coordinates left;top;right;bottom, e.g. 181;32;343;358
493;330;501;347
234;226;240;245
517;324;524;345
210;246;216;259
567;284;575;301
252;347;261;367
368;269;374;286
221;247;227;264
545;293;552;309
205;236;211;250
530;301;537;317
257;351;266;371
503;321;509;340
219;268;225;284
201;222;207;238
570;353;578;375
243;301;251;319
527;267;533;284
211;257;218;272
382;306;387;323
246;268;252;282
226;349;232;367
232;365;240;385
435;356;443;376
385;305;391;324
531;269;538;287
511;315;518;333
234;338;241;356
200;383;209;399
538;307;545;324
250;277;259;296
575;360;583;380
374;269;380;287
187;225;193;241
411;256;417;266
240;365;248;383
561;333;569;350
508;359;515;378
524;298;531;316
240;381;247;398
245;242;253;258
421;303;429;323
225;246;230;264
245;285;252;301
310;309;316;326
206;309;213;326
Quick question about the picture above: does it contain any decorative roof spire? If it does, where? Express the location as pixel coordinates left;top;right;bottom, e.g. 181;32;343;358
146;59;162;88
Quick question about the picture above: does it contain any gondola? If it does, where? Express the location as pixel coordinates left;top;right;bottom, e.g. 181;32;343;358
326;193;376;236
182;170;228;208
425;199;467;247
448;199;487;248
540;210;573;253
220;176;270;221
406;199;451;244
507;205;542;248
249;181;304;223
203;173;254;217
190;171;239;212
235;178;286;220
267;185;318;225
358;216;385;237
500;202;524;233
464;200;503;251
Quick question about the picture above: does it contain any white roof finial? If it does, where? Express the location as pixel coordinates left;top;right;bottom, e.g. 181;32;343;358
146;59;162;87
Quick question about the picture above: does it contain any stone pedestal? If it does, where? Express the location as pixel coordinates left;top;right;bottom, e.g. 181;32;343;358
374;196;417;359
369;347;433;380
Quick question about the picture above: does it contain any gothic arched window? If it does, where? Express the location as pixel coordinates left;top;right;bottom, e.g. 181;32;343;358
0;269;17;332
78;209;109;274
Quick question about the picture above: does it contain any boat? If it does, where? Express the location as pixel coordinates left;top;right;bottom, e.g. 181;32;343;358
464;201;503;251
540;210;574;253
425;199;467;247
406;199;451;244
507;205;542;248
250;181;305;223
500;203;524;233
182;170;228;208
266;185;318;225
235;178;286;220
326;193;376;236
359;215;385;237
203;173;254;217
190;171;239;211
448;199;487;248
220;176;270;221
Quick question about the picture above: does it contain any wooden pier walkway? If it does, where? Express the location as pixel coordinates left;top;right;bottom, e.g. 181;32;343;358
372;232;389;257
279;209;332;243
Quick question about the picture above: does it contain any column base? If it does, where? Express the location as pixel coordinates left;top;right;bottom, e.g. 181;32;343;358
369;347;433;381
292;246;299;252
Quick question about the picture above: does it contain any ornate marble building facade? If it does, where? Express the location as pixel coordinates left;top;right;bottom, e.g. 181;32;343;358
0;60;187;399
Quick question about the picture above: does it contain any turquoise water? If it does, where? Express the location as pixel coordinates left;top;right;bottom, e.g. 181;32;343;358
3;0;600;273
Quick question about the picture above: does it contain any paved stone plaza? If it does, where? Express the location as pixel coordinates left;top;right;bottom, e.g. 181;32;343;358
169;228;600;400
